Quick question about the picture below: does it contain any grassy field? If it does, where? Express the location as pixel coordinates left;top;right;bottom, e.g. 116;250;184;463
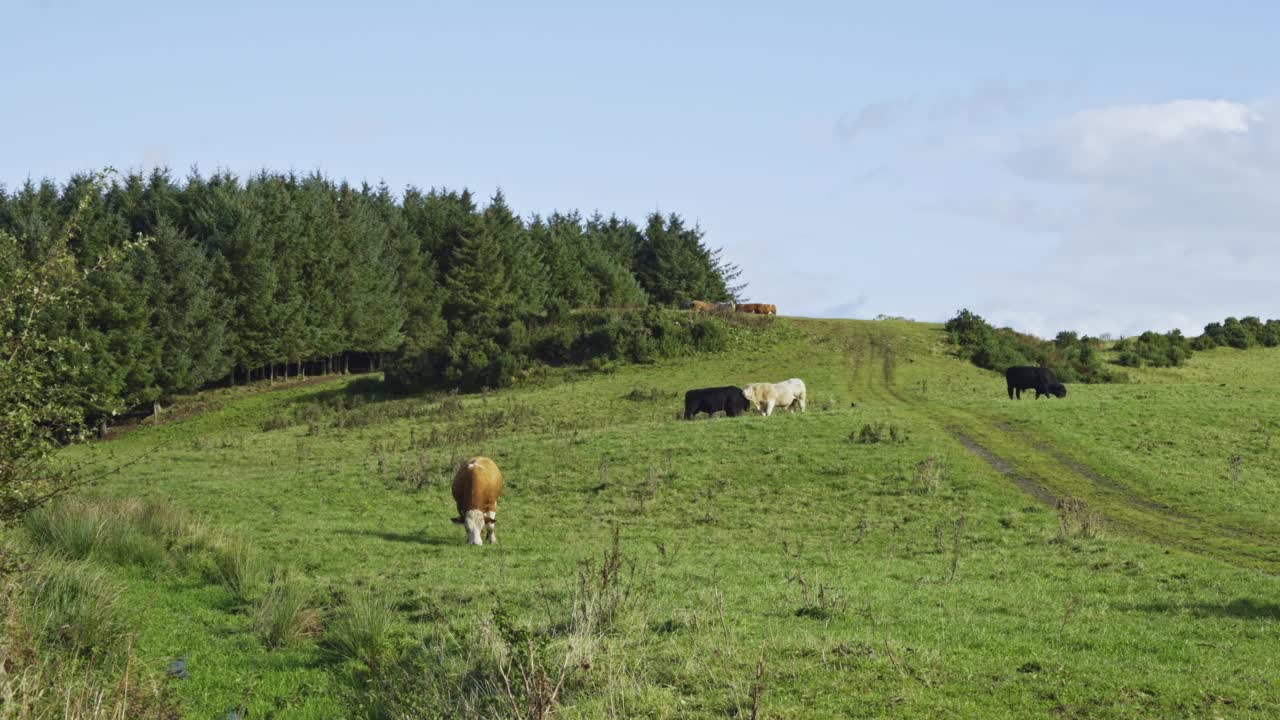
24;317;1280;718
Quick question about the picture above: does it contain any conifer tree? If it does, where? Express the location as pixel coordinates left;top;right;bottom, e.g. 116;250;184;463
484;191;548;322
136;219;231;403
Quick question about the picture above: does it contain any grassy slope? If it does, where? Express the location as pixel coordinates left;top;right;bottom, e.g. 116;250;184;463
68;318;1280;718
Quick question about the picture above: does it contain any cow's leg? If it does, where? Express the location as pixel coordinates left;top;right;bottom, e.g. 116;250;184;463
485;512;497;544
765;400;776;416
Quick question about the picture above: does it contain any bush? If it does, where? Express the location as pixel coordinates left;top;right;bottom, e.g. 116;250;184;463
1115;330;1190;368
946;309;1123;383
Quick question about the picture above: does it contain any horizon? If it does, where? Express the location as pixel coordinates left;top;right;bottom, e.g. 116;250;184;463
6;1;1277;337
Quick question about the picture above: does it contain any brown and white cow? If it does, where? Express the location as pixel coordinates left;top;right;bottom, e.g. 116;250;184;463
451;456;504;545
736;303;777;315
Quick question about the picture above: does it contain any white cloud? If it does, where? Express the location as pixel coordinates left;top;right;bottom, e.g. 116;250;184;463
969;98;1280;335
834;78;1044;144
833;100;912;142
1011;99;1268;185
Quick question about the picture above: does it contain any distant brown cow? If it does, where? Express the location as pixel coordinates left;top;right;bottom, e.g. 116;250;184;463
690;300;716;312
451;457;504;545
736;303;777;315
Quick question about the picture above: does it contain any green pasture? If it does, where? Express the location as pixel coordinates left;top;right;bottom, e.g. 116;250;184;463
37;317;1280;718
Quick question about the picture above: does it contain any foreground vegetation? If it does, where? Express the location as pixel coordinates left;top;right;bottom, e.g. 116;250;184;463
10;316;1272;718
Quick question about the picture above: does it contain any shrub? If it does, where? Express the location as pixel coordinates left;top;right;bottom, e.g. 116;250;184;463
947;309;1101;381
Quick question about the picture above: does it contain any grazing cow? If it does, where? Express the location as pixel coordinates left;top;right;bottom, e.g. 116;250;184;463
715;301;736;312
742;378;807;416
684;386;751;419
451;457;504;545
736;303;777;315
690;300;716;312
1005;366;1067;400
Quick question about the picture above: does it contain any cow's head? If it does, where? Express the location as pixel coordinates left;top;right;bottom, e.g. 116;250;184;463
1050;383;1067;398
741;384;762;410
452;510;487;545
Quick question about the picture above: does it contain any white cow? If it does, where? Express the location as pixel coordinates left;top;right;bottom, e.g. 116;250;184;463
742;378;807;416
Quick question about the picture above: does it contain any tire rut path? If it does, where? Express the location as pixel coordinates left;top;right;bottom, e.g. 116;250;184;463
830;331;1279;573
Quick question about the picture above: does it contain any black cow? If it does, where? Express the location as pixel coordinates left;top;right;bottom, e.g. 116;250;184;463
683;386;750;419
1005;366;1067;399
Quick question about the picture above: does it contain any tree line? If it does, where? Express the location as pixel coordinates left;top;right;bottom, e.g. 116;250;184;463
0;169;743;433
945;309;1280;381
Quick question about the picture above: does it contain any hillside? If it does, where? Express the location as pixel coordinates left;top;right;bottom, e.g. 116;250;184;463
37;316;1280;718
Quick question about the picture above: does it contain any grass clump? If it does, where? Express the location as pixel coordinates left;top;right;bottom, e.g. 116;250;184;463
851;422;910;445
253;575;322;650
25;498;213;573
25;502;103;559
622;386;675;402
788;573;848;621
261;412;293;432
1056;497;1102;541
324;587;397;671
913;454;948;494
22;558;128;659
210;536;269;606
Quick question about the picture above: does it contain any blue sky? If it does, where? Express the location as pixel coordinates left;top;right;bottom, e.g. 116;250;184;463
6;1;1278;337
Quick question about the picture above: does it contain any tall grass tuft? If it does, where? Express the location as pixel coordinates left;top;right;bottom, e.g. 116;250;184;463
210;536;268;606
96;524;168;570
913;454;947;494
25;497;214;573
1056;497;1102;541
253;575;322;650
324;587;396;671
22;558;128;659
3;563;177;719
25;502;103;559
